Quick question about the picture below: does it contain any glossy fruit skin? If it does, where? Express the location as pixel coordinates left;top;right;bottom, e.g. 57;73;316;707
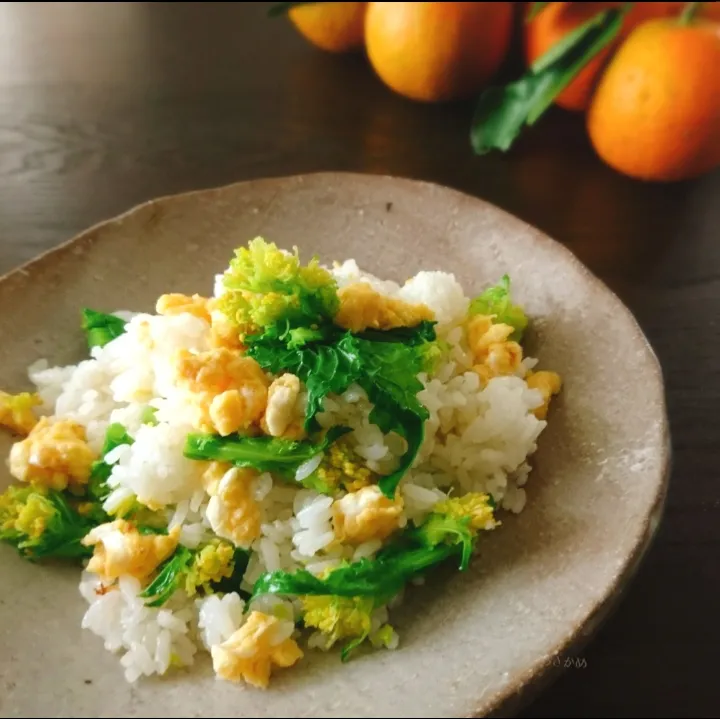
365;2;513;103
587;18;720;182
289;2;367;53
525;2;720;112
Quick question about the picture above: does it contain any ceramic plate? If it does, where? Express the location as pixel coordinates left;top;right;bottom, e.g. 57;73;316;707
0;173;669;718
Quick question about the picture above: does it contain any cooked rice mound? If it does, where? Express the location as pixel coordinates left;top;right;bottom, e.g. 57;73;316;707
0;238;561;687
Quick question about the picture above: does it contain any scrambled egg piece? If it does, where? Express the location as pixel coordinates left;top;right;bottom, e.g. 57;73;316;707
261;374;304;439
302;595;373;647
210;610;303;688
332;485;404;545
9;417;96;492
316;437;375;493
184;539;235;596
174;348;269;435
467;315;562;417
434;492;498;532
156;293;213;323
467;314;524;385
335;282;434;333
82;519;180;581
202;461;227;496
209;308;248;351
526;371;562;420
205;464;262;548
0;391;41;435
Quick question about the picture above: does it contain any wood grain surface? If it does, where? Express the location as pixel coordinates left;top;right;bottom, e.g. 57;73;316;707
0;3;718;717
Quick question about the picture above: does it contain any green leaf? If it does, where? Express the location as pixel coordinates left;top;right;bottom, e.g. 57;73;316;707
140;546;194;607
372;404;424;499
526;2;551;22
471;6;629;155
468;275;528;342
347;338;429;424
267;2;317;18
303;343;358;425
207;548;251;598
356;320;437;346
81;309;127;350
32;491;98;560
247;328;360;430
183;425;352;480
340;335;430;497
253;543;457;600
87;423;134;503
0;487;98;562
248;323;434;497
252;507;486;612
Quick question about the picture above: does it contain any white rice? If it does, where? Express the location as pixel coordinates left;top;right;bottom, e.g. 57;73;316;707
196;592;246;650
79;573;197;683
19;257;554;683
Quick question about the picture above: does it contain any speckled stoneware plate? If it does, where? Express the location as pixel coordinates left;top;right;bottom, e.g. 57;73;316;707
0;173;668;718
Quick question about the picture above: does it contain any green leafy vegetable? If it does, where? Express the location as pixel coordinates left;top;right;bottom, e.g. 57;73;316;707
140;546;194;607
253;494;498;602
218;237;339;333
468;275;528;342
253;543;457;600
416;513;474;571
184;425;351;480
301;594;377;662
249;337;355;424
140;543;250;607
525;2;551;22
356;320;437;345
206;547;251;598
218;239;439;498
88;423;134;503
0;486;96;561
340;334;430;497
470;6;629;155
81;309;127;350
415;492;497;571
248;324;434;497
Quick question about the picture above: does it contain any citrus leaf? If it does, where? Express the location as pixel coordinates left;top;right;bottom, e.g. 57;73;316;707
526;2;551;22
470;6;630;155
679;2;702;24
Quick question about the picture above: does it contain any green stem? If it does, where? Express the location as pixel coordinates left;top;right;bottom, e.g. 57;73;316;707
679;2;702;25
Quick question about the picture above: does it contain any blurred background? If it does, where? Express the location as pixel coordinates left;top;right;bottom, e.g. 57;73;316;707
0;3;718;717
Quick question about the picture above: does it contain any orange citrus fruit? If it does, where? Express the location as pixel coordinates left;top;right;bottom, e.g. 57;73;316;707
587;17;720;181
364;2;513;103
289;2;367;53
525;2;720;112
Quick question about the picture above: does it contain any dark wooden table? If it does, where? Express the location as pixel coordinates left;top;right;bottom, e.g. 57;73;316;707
1;3;718;717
